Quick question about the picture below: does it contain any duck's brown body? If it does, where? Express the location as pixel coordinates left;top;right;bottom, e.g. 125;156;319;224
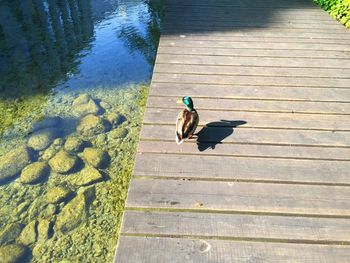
175;108;199;144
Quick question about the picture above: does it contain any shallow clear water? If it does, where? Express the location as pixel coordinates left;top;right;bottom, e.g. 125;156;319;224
0;0;162;261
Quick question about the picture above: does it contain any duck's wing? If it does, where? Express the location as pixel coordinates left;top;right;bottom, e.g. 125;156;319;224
176;109;187;143
186;110;199;138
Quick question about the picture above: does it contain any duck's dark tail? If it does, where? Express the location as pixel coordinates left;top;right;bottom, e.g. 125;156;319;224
176;132;184;145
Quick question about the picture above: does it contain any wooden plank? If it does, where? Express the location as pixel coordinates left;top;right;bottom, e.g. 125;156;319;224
160;39;350;52
148;96;350;114
156;47;350;60
158;46;350;60
162;20;346;31
116;236;350;263
153;73;350;88
164;7;331;16
122;211;350;241
155;55;350;69
165;0;318;9
127;179;350;215
150;83;350;102
141;125;350;147
137;140;350;160
143;108;350;131
162;30;350;39
163;15;342;26
164;29;349;38
138;140;350;160
133;153;350;184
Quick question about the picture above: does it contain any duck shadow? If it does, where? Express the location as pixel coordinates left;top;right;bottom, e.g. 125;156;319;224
196;120;247;152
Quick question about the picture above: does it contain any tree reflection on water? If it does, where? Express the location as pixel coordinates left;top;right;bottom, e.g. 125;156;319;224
0;0;94;99
117;0;163;66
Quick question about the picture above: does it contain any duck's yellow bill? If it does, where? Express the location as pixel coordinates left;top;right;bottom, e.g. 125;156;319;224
176;99;183;104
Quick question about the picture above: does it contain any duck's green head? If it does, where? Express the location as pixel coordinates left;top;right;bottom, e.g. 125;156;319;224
177;96;194;111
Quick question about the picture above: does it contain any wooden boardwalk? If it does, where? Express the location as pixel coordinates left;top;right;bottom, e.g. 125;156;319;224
114;0;350;261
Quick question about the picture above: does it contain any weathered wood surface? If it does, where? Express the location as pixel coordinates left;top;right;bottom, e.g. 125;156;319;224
117;236;350;263
114;0;350;261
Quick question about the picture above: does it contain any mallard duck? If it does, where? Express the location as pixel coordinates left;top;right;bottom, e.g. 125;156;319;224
175;96;199;144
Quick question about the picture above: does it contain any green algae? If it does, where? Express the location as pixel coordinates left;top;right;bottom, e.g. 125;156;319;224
0;95;48;136
0;83;149;262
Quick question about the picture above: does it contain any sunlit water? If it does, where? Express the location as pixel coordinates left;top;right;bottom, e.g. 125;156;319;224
0;0;162;261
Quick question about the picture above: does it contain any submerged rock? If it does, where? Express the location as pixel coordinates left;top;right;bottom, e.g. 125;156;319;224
17;220;37;246
106;112;126;128
82;148;109;169
32;117;62;132
55;186;96;233
32;243;46;258
0;244;28;263
64;137;85;152
0;146;32;184
77;114;110;137
100;101;112;110
49;150;79;174
93;134;107;147
28;128;60;151
20;162;50;184
72;94;90;105
46;186;72;204
72;94;101;116
37;220;52;241
52;138;65;147
41;146;59;161
14;202;30;217
40;204;57;219
69;166;104;186
108;127;128;140
0;223;23;244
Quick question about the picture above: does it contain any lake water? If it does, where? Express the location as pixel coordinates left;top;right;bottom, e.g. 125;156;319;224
0;0;162;261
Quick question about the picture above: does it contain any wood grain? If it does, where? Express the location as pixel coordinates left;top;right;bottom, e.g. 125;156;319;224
150;83;350;102
116;236;350;263
133;153;350;184
122;211;350;241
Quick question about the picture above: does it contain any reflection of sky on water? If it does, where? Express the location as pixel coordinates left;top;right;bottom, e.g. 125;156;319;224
57;0;156;92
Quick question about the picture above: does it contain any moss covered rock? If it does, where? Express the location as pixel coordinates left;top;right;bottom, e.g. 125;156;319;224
100;101;111;110
77;114;110;137
72;94;90;105
82;148;109;168
27;128;60;151
46;186;72;204
52;138;64;147
41;146;58;161
0;146;32;184
69;166;104;186
37;219;52;241
108;127;128;140
19;162;49;184
106;112;126;127
17;220;37;246
55;186;96;233
48;150;79;174
0;223;23;245
64;137;85;152
72;94;101;116
0;244;28;263
40;204;57;219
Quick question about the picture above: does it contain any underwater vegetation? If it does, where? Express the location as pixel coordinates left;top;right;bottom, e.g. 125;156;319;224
0;85;149;262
